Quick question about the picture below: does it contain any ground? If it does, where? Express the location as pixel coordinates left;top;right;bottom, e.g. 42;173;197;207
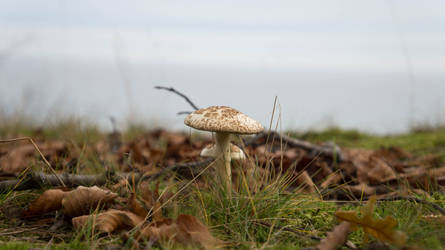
0;121;444;249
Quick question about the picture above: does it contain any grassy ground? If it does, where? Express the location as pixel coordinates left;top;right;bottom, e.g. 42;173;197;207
0;121;444;249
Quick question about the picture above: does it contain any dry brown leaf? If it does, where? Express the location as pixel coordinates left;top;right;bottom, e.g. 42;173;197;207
0;144;35;173
0;140;67;173
320;173;342;189
139;217;177;242
175;214;220;249
129;193;149;218
316;221;351;250
335;196;407;247
129;182;164;220
138;214;220;249
295;171;316;193
343;148;398;185
164;131;187;147
72;209;143;233
152;200;163;222
23;188;68;216
367;156;397;184
62;186;118;217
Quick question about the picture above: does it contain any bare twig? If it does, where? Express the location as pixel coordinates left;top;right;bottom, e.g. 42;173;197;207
0;227;42;236
0;172;113;191
245;131;344;161
176;111;192;115
0;137;65;187
0;159;213;191
154;86;200;111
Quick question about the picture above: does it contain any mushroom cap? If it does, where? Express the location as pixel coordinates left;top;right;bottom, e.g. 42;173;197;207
184;106;264;134
200;143;246;160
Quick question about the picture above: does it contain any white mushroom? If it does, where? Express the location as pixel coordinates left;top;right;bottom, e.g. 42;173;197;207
200;143;246;160
184;106;264;194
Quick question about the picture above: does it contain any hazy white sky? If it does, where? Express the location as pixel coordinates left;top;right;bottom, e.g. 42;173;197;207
1;0;444;72
0;1;444;133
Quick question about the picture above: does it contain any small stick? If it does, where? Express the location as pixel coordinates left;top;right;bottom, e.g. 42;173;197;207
0;159;213;191
154;86;200;111
244;131;344;161
176;111;192;115
0;137;66;187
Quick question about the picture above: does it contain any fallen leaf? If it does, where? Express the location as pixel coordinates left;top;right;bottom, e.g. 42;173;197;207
320;172;342;189
129;193;149;218
175;214;220;249
0;140;67;174
294;171;316;193
129;182;164;221
72;209;143;233
138;214;220;249
0;144;35;173
23;188;68;216
316;221;351;250
366;156;397;184
335;196;407;247
62;186;118;217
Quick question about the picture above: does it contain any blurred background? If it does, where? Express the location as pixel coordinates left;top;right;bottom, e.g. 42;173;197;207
0;0;444;134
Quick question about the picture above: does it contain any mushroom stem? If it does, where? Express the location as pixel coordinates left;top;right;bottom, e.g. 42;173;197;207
215;132;232;196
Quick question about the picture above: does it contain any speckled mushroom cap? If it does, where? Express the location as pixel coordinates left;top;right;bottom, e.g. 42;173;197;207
184;106;264;134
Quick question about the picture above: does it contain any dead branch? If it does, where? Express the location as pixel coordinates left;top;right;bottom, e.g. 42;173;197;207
0;159;213;192
154;86;200;112
0;172;122;191
245;131;344;161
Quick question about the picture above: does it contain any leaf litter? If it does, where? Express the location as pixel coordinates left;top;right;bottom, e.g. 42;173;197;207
0;128;444;248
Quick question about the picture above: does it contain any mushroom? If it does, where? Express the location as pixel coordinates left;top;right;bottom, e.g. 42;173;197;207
200;143;246;160
184;106;264;193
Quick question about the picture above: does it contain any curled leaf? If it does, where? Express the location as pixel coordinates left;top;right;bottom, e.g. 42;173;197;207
62;186;118;217
138;214;220;249
128;182;165;221
72;209;143;233
23;188;68;216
